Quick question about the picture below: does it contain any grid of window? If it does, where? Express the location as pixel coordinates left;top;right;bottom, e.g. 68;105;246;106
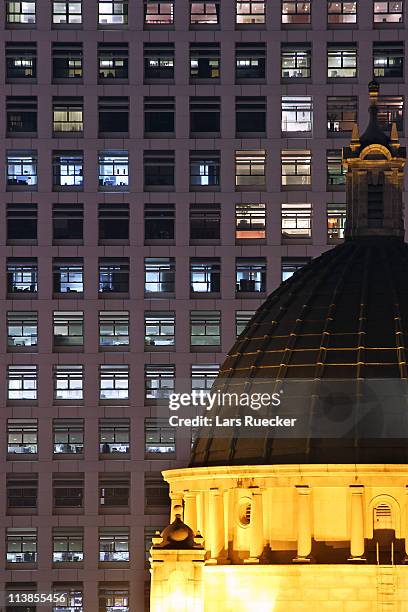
100;365;129;400
328;1;357;24
53;1;82;24
236;0;265;24
374;1;403;23
281;204;312;238
282;1;311;24
6;1;36;24
281;150;312;187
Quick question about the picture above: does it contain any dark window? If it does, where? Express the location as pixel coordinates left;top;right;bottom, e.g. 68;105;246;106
236;96;266;134
236;42;265;79
7;203;37;242
99;258;129;293
144;97;175;133
52;42;83;80
52;203;83;242
367;181;384;227
190;42;220;79
99;475;130;508
190;203;221;240
145;473;170;512
144;42;174;80
99;203;129;241
53;475;84;509
7;475;37;509
190;150;220;188
144;151;175;187
6;96;37;135
190;97;220;134
98;42;128;79
281;257;311;281
98;97;129;135
6;42;36;80
373;42;404;78
144;203;175;241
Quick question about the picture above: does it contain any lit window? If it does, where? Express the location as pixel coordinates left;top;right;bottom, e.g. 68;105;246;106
282;1;311;24
98;0;128;25
7;365;37;400
53;311;84;348
327;44;357;78
236;0;265;24
52;528;84;563
7;419;37;455
144;1;174;25
281;44;311;78
99;528;129;562
99;311;130;347
190;259;221;293
281;150;311;187
281;96;313;134
52;42;83;80
145;418;175;454
54;365;83;401
98;43;128;79
327;204;346;241
144;43;174;80
281;257;310;281
98;586;129;612
235;204;266;239
98;151;129;190
190;310;221;346
374;1;403;24
327;149;346;187
99;418;130;454
6;528;37;564
281;203;312;238
6;42;36;79
6;1;36;24
191;364;219;390
53;98;83;133
52;586;83;612
145;365;175;400
235;150;266;187
52;151;83;189
53;260;84;293
190;1;220;24
7;311;37;347
235;311;256;336
236;42;265;79
6;150;37;188
190;42;220;78
53;1;82;24
98;259;129;293
327;96;358;134
100;365;129;400
145;312;175;347
190;151;220;187
373;42;404;78
236;258;266;293
327;1;357;24
7;258;37;294
144;258;175;294
377;95;404;131
53;419;84;454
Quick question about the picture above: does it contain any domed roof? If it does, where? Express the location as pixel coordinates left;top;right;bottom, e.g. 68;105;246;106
190;83;408;467
190;238;408;466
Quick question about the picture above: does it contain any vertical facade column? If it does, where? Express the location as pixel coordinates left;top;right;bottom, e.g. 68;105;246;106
245;488;264;563
293;486;312;562
183;491;197;532
207;488;224;563
405;486;408;561
170;493;184;522
349;485;366;561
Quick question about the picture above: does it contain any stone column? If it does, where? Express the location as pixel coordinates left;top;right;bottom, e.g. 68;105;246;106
293;486;312;562
196;491;204;534
207;488;224;563
245;488;264;563
184;492;197;532
404;486;408;561
170;493;184;522
349;486;365;561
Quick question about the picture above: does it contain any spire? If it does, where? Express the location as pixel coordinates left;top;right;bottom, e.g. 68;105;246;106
342;81;406;241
